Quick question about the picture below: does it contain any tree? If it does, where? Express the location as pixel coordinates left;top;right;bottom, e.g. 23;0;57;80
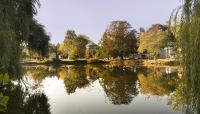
0;0;49;76
58;43;67;58
0;0;39;76
62;30;77;59
70;35;89;59
99;21;138;59
49;43;57;53
28;20;50;57
60;30;90;59
173;0;200;113
138;24;175;57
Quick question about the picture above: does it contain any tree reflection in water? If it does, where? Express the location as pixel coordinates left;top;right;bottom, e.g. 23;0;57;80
1;84;50;114
98;66;139;105
24;93;50;114
55;65;139;105
22;65;182;106
169;69;200;114
23;65;57;84
62;66;90;94
138;67;179;96
4;65;200;114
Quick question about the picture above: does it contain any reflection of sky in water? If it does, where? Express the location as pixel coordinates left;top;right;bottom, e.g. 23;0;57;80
37;72;182;114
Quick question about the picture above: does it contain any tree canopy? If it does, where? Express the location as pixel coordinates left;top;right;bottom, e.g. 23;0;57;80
175;0;200;112
138;24;175;56
28;20;50;57
98;21;138;59
0;0;49;75
59;30;91;59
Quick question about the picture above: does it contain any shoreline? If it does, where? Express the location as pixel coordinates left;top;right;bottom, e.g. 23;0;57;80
20;58;179;67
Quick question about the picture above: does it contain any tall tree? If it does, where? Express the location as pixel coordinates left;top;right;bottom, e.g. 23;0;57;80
138;24;175;57
0;0;49;76
99;21;138;59
28;20;50;57
63;30;77;59
174;0;200;113
70;35;89;59
60;30;90;59
0;0;39;75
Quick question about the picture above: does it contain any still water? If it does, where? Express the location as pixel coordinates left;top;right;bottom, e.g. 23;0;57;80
2;65;187;114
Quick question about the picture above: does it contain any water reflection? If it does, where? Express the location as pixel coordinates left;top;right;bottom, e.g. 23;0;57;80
138;67;179;96
168;70;200;114
98;66;138;105
62;66;90;94
1;84;50;114
24;93;50;114
2;65;199;114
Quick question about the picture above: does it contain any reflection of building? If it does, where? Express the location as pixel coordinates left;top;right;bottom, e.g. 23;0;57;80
165;67;172;74
160;67;177;74
86;42;98;58
138;67;179;96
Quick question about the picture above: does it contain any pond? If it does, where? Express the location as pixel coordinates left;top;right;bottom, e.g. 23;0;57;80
1;65;191;114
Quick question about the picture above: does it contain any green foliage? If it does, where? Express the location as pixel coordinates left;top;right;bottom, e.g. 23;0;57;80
3;84;50;114
138;24;175;56
0;23;16;70
0;0;50;77
170;0;200;113
60;30;90;60
99;21;138;59
75;35;90;58
0;93;9;112
0;0;50;76
0;73;10;112
0;0;40;43
63;66;89;94
98;66;138;105
168;82;187;111
138;68;179;96
27;20;50;57
24;66;56;84
0;73;10;85
58;43;67;58
24;93;50;114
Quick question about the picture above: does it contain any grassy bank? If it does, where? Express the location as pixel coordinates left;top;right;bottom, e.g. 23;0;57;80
142;58;179;67
21;58;108;65
21;58;137;66
21;58;179;67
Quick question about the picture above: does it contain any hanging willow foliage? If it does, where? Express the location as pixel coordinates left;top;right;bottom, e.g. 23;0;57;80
0;0;40;77
170;0;200;113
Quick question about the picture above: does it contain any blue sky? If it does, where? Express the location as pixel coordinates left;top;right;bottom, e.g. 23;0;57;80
35;0;182;44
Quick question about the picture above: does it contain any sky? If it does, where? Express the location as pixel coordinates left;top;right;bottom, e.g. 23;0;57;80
35;0;182;44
